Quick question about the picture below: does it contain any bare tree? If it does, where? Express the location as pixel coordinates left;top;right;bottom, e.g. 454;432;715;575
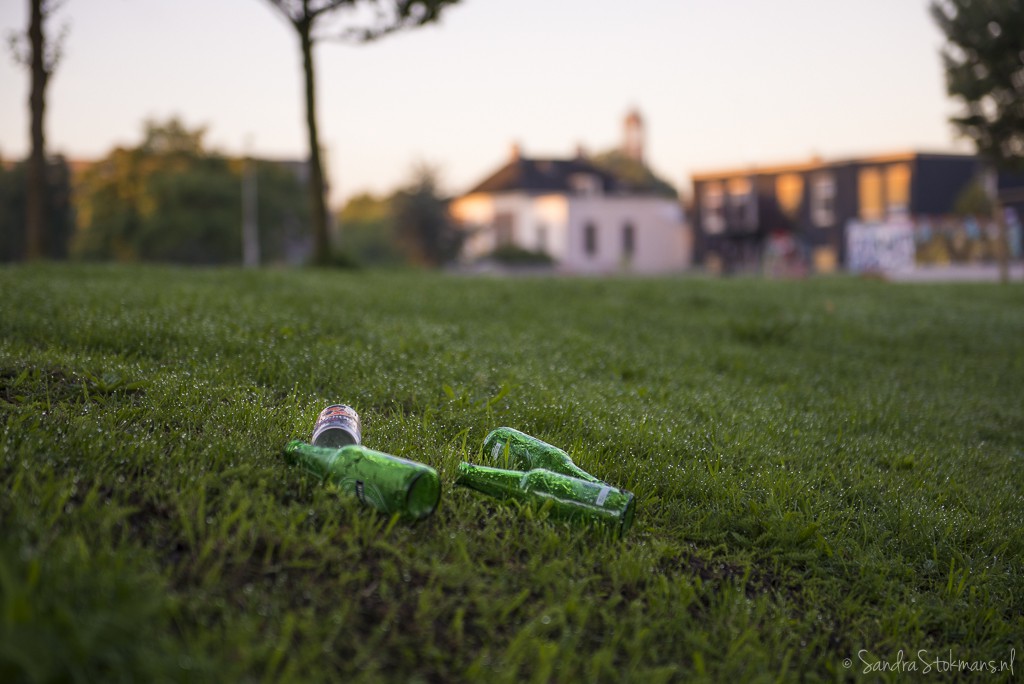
8;0;68;261
260;0;461;265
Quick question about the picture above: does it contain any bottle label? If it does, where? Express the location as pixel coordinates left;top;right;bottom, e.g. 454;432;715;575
595;485;612;506
491;440;506;465
338;476;389;513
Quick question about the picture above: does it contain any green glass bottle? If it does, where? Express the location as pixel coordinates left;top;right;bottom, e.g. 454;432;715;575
456;462;636;537
283;440;440;520
483;427;603;484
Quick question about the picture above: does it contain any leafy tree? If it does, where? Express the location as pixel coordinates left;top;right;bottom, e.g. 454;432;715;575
0;153;74;261
73;120;229;262
953;178;995;217
73;119;309;264
138;158;241;263
336;170;463;268
7;0;69;260
932;0;1024;281
590;149;678;199
252;160;313;264
259;0;462;265
337;192;404;266
486;244;554;266
390;164;462;267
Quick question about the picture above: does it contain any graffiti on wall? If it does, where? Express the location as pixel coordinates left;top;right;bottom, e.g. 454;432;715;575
848;211;1022;273
847;220;916;274
914;211;1021;264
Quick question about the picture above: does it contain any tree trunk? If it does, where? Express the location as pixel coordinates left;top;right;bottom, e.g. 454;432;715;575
994;197;1010;284
26;0;48;261
299;21;330;265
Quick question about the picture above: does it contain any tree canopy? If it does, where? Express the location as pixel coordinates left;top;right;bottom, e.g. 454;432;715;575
390;164;462;267
73;119;309;264
931;0;1024;169
263;0;460;42
0;154;74;262
589;149;678;199
337;192;404;266
335;164;462;267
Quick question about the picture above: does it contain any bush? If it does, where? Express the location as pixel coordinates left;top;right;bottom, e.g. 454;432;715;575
486;245;555;266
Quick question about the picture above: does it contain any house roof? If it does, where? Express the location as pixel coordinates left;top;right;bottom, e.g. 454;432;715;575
691;150;978;183
465;155;624;195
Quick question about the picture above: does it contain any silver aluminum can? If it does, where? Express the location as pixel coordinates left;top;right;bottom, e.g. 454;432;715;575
311;404;362;447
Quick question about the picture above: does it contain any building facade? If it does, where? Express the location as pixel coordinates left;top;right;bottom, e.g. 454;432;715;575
451;112;690;274
453;176;689;274
689;151;1021;273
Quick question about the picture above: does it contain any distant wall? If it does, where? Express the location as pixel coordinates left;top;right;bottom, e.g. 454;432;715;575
565;197;689;274
452;192;690;273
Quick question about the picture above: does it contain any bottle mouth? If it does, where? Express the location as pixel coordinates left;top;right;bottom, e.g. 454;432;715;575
405;470;441;520
311;426;360;448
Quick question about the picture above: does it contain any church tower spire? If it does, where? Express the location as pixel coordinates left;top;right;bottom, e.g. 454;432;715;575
622;108;644;163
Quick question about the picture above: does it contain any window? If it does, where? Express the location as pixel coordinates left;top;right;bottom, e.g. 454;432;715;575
776;174;803;220
813;246;838;274
859;167;884;222
728;178;757;229
494;212;514;246
886;164;910;215
702;184;725;234
811;174;836;227
584;222;598;257
622;223;635;258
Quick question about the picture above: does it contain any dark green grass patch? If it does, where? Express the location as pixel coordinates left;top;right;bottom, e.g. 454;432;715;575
1;265;1022;682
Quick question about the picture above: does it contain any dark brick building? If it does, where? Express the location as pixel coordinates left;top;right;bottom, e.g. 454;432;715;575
690;151;1024;273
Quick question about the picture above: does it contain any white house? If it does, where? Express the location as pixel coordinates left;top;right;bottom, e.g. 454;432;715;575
450;113;691;274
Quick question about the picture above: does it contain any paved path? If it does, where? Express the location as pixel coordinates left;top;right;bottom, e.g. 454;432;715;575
885;264;1024;282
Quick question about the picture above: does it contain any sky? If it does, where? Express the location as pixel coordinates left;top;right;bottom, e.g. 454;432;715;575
0;0;972;206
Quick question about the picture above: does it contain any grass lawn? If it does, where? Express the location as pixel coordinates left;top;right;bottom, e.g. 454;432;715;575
1;264;1022;682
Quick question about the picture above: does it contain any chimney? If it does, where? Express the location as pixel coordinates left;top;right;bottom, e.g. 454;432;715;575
509;141;522;161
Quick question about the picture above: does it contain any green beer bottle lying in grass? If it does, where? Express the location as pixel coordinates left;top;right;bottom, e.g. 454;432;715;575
483;427;603;484
284;440;440;520
456;462;636;537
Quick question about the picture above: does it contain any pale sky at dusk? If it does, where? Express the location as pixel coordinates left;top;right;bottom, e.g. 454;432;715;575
0;0;972;206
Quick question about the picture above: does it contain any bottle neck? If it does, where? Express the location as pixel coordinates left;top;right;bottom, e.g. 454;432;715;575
284;440;353;479
485;428;601;484
456;462;526;499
